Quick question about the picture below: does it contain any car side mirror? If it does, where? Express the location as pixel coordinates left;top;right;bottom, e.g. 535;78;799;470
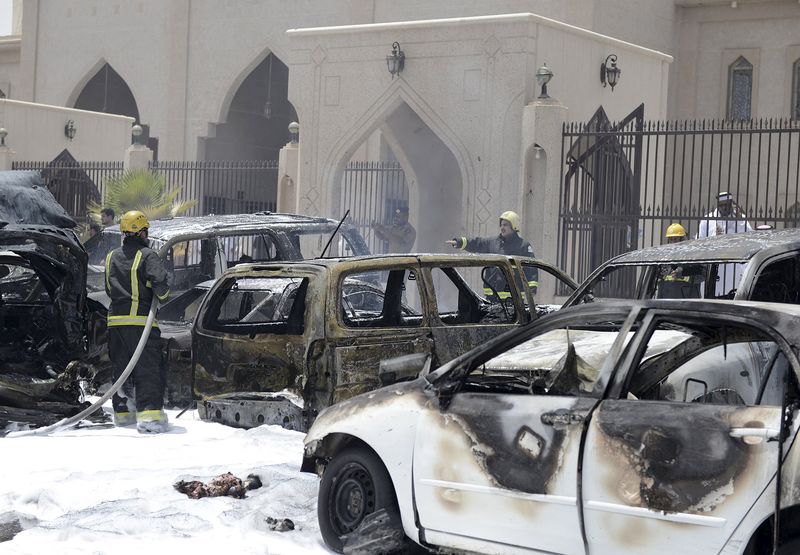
379;353;430;386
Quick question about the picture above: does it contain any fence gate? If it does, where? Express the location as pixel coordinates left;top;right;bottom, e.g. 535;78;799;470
340;161;408;254
558;105;800;289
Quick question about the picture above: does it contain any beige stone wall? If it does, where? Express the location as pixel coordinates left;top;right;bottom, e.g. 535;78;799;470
0;98;133;161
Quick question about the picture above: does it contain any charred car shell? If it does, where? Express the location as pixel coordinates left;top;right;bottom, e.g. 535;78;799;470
304;300;800;554
192;253;576;430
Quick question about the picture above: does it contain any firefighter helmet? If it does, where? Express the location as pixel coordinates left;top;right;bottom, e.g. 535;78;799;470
499;210;521;232
120;210;149;234
666;223;687;238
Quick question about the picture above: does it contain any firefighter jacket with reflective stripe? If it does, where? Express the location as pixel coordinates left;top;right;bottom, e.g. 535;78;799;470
105;236;170;327
455;233;539;296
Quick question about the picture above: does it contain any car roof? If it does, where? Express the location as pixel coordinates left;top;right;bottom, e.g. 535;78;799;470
102;212;346;242
608;228;800;264
228;252;524;269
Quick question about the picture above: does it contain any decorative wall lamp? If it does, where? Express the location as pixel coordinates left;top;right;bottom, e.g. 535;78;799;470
600;54;621;90
288;121;299;144
0;128;7;147
64;119;76;141
131;124;143;145
386;42;405;78
536;64;554;98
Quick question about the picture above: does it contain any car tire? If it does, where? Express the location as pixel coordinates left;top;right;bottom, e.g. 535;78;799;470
317;446;401;553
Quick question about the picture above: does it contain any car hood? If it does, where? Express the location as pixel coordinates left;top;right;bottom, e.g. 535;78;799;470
0;225;88;348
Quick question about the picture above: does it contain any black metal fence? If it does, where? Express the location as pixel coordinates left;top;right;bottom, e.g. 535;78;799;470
12;160;124;224
149;160;278;216
340;161;408;253
558;105;800;283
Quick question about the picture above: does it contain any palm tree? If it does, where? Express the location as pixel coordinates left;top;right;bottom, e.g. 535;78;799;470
88;169;197;223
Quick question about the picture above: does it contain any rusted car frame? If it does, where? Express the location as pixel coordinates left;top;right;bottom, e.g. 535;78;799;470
191;253;577;428
302;299;800;554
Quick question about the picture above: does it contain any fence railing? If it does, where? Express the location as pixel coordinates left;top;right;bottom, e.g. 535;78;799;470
11;160;124;224
559;116;800;282
340;161;409;254
149;160;278;216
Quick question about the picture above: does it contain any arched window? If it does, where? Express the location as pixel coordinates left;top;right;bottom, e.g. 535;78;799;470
792;59;800;120
727;56;753;120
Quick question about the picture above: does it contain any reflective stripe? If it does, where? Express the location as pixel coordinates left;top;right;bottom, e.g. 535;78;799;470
458;237;467;250
105;251;114;291
107;315;160;327
662;275;690;282
129;250;143;317
137;409;166;422
157;289;170;301
483;288;512;299
528;281;539;287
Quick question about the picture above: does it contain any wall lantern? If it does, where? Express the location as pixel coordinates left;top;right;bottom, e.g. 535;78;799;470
64;120;77;141
600;54;621;91
386;42;405;78
536;64;554;98
288;121;299;144
131;124;143;145
0;128;7;147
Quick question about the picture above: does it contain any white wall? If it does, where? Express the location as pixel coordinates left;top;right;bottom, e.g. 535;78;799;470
0;98;133;161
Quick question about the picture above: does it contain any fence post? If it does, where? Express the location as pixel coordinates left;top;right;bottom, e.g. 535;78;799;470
0;127;16;170
520;97;567;274
277;122;300;213
123;124;153;172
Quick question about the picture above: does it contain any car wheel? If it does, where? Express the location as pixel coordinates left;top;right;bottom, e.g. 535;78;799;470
318;446;399;553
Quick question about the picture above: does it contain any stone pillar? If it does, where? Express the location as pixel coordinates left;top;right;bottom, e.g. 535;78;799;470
0;128;16;170
277;123;300;213
124;125;153;171
519;98;568;298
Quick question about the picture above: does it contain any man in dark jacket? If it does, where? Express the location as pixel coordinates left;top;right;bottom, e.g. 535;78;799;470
105;210;171;433
446;210;539;300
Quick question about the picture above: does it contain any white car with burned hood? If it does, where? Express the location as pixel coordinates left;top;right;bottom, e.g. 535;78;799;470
303;299;800;554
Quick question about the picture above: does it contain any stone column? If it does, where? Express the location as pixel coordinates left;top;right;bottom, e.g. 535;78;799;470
277;122;300;213
0;128;16;170
519;97;568;295
123;125;153;171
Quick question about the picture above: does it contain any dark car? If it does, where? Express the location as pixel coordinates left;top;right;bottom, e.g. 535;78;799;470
191;253;577;429
565;228;800;307
303;299;800;554
84;212;370;294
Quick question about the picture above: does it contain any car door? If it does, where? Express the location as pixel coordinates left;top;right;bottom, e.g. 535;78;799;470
515;258;578;315
582;309;800;554
327;260;433;405
412;307;637;554
192;266;321;399
425;261;523;364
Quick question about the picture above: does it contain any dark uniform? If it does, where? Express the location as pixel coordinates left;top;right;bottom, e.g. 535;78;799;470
453;233;539;300
105;234;170;424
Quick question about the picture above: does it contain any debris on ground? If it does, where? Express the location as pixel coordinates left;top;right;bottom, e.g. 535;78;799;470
0;511;39;543
266;516;295;532
173;472;262;499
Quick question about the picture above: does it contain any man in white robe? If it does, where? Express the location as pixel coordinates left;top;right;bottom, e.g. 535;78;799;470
697;192;753;297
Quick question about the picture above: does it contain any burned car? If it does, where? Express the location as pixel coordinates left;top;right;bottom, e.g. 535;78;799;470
84;212;370;294
191;253;576;428
565;227;800;307
303;299;800;554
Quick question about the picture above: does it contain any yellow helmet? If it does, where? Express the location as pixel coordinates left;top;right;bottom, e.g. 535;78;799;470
120;210;149;233
499;210;521;232
666;223;687;238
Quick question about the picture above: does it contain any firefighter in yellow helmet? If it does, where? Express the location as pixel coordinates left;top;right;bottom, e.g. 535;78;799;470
446;210;539;300
657;222;703;298
104;210;171;433
666;223;687;244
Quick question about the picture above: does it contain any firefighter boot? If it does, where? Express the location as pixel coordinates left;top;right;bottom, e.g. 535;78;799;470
113;393;137;427
137;409;169;434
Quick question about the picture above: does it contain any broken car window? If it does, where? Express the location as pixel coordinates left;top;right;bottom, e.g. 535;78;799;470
751;255;800;304
219;233;279;266
431;266;515;325
467;318;629;397
293;229;357;258
625;320;795;406
206;276;307;334
340;268;422;328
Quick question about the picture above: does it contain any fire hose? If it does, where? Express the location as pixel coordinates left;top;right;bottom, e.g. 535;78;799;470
7;302;158;438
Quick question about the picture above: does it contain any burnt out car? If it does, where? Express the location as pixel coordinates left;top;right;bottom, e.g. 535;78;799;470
191;254;576;428
0;225;106;429
302;299;800;554
84;212;370;295
565;227;800;307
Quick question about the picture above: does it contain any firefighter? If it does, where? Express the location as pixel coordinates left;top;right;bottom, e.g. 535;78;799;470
105;210;171;433
657;223;703;298
446;210;539;299
371;206;416;253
